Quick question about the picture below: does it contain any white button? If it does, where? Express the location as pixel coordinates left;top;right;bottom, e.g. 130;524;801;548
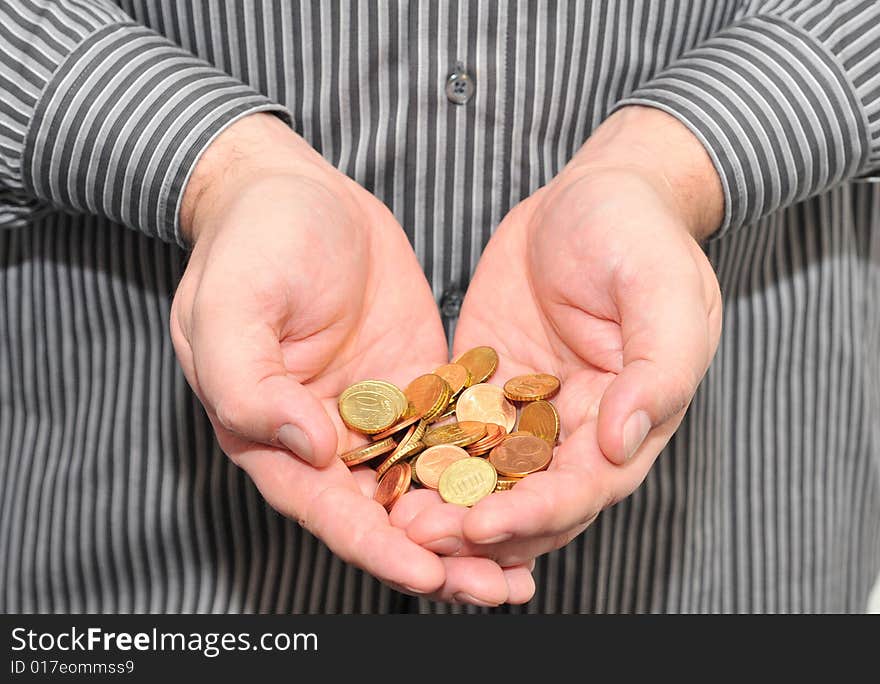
446;67;474;105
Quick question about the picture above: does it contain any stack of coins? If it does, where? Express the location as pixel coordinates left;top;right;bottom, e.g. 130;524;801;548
336;346;561;512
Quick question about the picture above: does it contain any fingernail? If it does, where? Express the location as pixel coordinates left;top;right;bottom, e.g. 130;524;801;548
423;536;462;555
471;532;512;545
622;410;651;462
403;585;428;595
453;592;500;608
278;423;314;461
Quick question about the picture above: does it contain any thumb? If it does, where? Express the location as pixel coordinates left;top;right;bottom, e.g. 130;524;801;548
597;253;719;465
189;303;338;468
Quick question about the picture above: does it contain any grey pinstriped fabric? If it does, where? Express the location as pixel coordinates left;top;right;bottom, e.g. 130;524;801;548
1;0;879;613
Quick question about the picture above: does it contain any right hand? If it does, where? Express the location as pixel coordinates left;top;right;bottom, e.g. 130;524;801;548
170;113;534;605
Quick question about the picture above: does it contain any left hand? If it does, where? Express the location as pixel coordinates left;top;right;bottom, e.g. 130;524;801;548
397;106;724;567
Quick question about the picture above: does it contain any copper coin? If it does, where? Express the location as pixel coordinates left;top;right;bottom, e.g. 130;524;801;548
374;462;411;511
432;363;472;395
488;434;552;477
517;399;560;445
455;383;516;433
468;422;504;447
465;423;505;455
404;374;452;422
503;373;560;401
371;412;423;441
339;437;397;467
414;444;470;490
453;346;498;384
423;421;487;448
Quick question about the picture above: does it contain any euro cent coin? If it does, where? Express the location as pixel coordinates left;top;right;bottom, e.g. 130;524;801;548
432;363;472;396
453;346;498;384
455;383;516;433
503;373;560;402
516;399;560;445
404;374;452;422
438;457;498;507
415;444;470;490
374;462;412;511
339;437;397;467
488;434;552;477
338;380;407;434
423;421;487;448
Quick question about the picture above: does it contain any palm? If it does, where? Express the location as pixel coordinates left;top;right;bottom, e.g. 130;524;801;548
397;167;723;566
453;186;625;448
174;171;536;603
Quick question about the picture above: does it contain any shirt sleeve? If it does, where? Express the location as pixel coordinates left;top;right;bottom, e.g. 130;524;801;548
614;0;880;239
0;0;291;247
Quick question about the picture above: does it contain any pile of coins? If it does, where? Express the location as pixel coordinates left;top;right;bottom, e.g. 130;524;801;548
337;346;561;511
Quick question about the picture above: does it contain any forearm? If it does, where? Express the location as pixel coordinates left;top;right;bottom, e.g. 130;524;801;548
608;0;880;238
569;106;724;241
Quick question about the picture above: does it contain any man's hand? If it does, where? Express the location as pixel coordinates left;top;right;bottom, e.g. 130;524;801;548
170;113;534;604
401;106;724;566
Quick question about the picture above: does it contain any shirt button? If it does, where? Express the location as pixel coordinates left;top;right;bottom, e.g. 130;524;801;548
445;65;474;105
440;288;464;318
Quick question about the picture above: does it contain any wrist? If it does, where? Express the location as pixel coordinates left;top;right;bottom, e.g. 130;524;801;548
568;106;723;241
179;112;331;246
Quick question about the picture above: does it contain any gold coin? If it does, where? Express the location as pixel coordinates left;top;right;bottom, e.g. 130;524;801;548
339;437;397;467
375;423;425;479
423;421;487;448
455;383;516;433
503;373;560;401
409;456;423;485
438;457;498;506
453;346;498;384
488;434;552;477
495;477;520;491
409;419;427;444
370;411;423;441
405;374;452;422
338;380;407;434
415;444;470;490
517;400;560;445
427;404;456;424
432;363;472;396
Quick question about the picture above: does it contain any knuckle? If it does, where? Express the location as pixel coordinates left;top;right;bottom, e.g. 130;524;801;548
214;396;249;434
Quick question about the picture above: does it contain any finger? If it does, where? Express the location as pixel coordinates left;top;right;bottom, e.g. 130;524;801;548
406;502;470;555
598;250;716;464
189;297;338;467
433;557;509;607
389;488;444;529
461;422;620;544
463;469;603;544
405;496;588;565
351;466;380;498
503;565;536;605
235;444;446;594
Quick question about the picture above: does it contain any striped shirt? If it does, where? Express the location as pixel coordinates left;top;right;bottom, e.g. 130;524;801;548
1;0;879;613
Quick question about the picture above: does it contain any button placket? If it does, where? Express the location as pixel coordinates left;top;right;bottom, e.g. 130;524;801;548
440;288;464;319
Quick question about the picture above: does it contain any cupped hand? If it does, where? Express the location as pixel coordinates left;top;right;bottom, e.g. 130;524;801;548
170;113;532;604
401;107;724;568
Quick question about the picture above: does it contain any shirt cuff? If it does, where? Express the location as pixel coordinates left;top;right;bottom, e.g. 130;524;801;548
20;22;292;247
614;14;874;239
